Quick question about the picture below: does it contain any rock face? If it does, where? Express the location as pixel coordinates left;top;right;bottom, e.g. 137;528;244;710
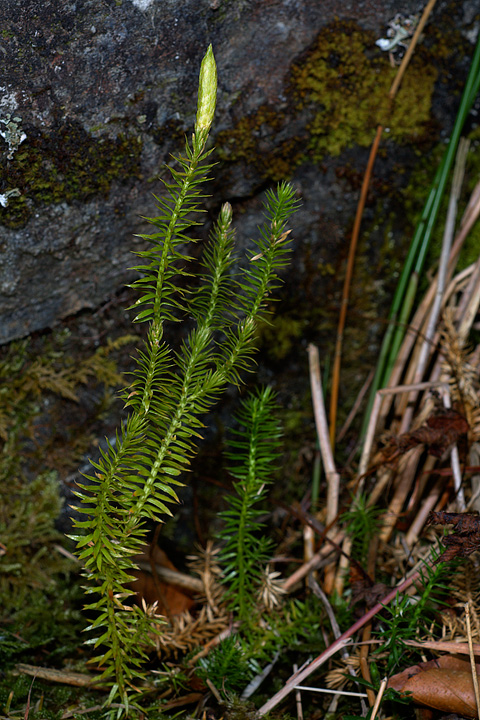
0;0;476;343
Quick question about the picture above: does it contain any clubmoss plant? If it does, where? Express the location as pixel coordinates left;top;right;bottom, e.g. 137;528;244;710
70;46;299;713
219;386;283;622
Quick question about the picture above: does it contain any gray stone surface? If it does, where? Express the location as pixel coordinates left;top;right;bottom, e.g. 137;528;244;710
0;0;478;342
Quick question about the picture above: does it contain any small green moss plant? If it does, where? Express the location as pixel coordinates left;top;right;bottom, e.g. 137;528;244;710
343;492;383;565
70;46;299;713
196;634;253;697
219;386;282;622
377;549;451;676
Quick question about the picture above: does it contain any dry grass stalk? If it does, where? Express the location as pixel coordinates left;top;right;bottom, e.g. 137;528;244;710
293;664;304;720
379;446;423;543
378;173;480;431
366;465;393;508
456;257;480;337
341;377;448;591
352;186;480;563
303;523;315;584
308;343;340;591
405;639;480;654
359;380;448;480
443;389;466;510
283;529;345;592
337;368;375;443
370;676;388;720
398;137;469;435
449;178;480;272
405;451;437;515
410;138;469;387
378;285;437;427
16;664;105;688
361;257;479;541
405;475;442;546
333;537;352;597
308;344;340;526
468;442;480;512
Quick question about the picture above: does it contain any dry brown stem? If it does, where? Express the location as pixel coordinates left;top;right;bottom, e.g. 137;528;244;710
308;343;341;591
283;529;345;592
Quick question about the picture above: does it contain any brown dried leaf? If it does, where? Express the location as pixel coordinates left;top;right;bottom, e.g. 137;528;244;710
427;511;480;562
349;564;388;609
388;656;480;718
129;546;194;616
378;409;469;468
416;409;469;455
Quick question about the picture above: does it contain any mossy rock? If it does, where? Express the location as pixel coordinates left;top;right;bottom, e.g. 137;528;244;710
1;120;142;228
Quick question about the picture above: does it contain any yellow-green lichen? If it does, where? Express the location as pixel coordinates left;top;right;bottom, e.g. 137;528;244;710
1;121;142;228
291;21;438;160
0;114;27;160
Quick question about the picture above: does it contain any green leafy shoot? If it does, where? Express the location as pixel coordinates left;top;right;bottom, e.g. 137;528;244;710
196;634;252;697
343;492;383;564
219;387;283;621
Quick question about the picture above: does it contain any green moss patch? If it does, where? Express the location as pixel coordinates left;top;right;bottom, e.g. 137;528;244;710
1;120;142;228
290;21;437;160
216;105;303;182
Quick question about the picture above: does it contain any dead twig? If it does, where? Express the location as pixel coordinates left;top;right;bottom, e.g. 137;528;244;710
308;343;341;591
258;558;431;716
370;677;388;720
136;561;204;594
